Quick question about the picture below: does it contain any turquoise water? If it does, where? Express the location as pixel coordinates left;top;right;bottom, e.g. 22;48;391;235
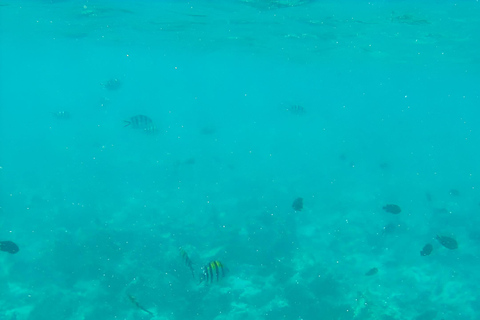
1;0;480;319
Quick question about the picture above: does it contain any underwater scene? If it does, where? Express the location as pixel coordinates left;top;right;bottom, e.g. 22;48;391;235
1;0;480;319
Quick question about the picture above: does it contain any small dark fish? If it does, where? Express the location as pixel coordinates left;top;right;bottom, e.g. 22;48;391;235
365;267;378;276
292;197;303;211
101;78;122;91
391;13;430;25
420;243;433;256
51;111;70;119
173;158;196;168
379;162;389;170
182;157;196;165
449;189;460;196
179;247;195;278
199;260;226;284
383;204;401;214
124;115;156;134
128;294;154;316
200;126;216;135
288;105;306;115
0;241;19;254
436;235;458;250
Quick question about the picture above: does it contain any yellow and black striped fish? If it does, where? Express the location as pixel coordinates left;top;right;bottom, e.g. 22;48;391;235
199;260;226;284
179;247;195;278
124;115;156;134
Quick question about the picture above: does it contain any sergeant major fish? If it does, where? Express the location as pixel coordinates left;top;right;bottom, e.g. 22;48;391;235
124;115;156;134
179;247;195;278
288;105;306;115
199;260;227;284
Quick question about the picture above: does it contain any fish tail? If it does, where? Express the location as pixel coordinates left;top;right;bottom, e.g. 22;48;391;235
139;305;154;316
124;120;131;127
129;294;154;316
